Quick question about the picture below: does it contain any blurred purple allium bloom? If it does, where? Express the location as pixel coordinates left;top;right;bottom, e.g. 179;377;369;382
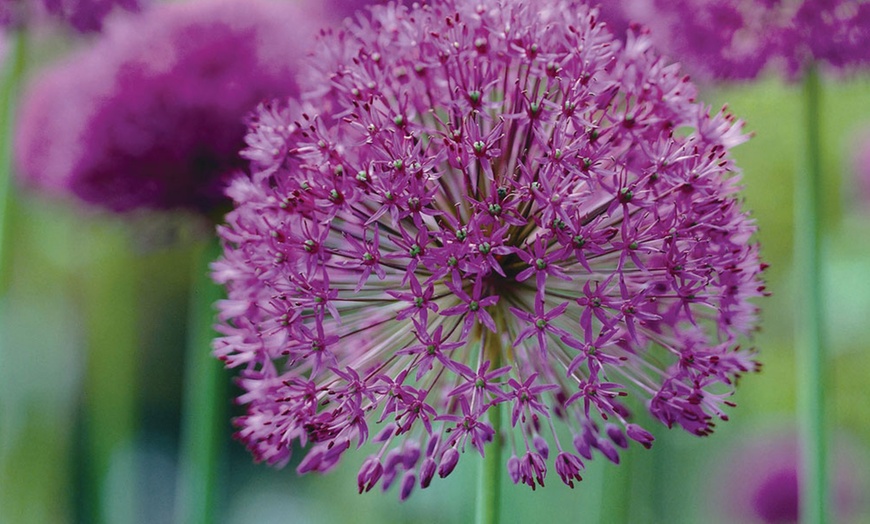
214;0;765;498
15;0;314;213
1;0;142;31
320;0;396;21
783;0;870;76
712;432;868;523
604;0;870;80
610;0;776;80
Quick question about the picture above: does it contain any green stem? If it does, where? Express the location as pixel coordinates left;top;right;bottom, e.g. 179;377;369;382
476;402;502;524
175;238;226;524
476;324;503;524
81;226;139;524
599;452;632;524
796;64;828;524
0;29;28;296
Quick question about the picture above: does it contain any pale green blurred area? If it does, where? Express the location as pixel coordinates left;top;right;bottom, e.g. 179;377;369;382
2;36;870;524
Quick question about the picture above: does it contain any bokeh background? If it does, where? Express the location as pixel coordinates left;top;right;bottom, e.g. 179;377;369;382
1;1;869;523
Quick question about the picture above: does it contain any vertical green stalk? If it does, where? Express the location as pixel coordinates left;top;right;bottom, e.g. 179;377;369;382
476;322;503;524
175;238;226;524
796;63;828;524
0;35;28;518
82;226;140;524
0;29;28;295
476;401;502;524
599;452;632;524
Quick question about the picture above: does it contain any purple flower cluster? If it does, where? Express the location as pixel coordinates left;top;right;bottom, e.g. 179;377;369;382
15;0;313;213
606;0;870;80
214;0;765;498
1;0;142;31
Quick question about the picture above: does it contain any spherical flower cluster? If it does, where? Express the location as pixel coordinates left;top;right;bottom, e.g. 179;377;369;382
605;0;870;80
214;0;765;498
15;0;314;213
1;0;142;31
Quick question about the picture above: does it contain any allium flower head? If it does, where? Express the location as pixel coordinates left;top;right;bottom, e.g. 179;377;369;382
214;0;765;498
1;0;142;31
606;0;870;80
15;0;313;213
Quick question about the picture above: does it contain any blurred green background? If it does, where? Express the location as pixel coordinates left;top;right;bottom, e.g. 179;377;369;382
2;16;870;524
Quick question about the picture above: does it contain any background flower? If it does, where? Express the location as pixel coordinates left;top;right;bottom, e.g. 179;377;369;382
215;0;765;498
319;0;399;21
709;429;869;524
602;0;870;81
1;0;143;31
14;0;315;214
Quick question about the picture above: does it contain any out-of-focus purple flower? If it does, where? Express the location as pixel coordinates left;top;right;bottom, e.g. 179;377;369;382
319;0;393;21
621;0;775;80
214;0;765;497
593;1;633;39
711;431;868;523
15;0;316;214
1;0;143;31
783;0;870;76
602;0;870;81
1;0;32;28
43;0;144;32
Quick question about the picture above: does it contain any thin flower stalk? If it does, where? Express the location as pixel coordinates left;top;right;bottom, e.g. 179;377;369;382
176;239;227;524
796;63;829;524
0;28;27;295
